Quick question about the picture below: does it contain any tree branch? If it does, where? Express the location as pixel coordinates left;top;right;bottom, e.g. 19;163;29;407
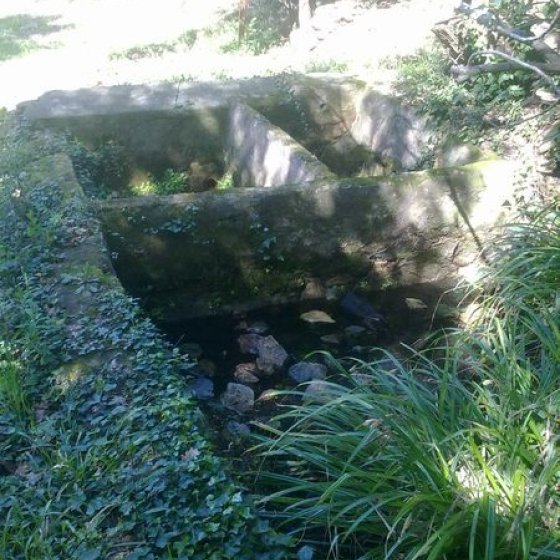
457;3;560;64
452;60;560;78
530;9;560;43
453;50;560;99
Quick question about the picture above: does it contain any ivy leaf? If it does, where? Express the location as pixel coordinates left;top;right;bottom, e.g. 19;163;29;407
79;549;101;560
297;545;314;560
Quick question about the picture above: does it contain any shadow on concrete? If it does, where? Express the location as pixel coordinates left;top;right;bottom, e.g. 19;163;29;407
18;79;494;321
97;165;479;321
0;14;73;61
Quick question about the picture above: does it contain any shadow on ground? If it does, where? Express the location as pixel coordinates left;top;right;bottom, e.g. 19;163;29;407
0;14;73;61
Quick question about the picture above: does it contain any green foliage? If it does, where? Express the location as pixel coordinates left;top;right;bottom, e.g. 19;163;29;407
216;171;234;190
0;120;290;558
221;19;283;55
394;50;485;143
131;169;189;196
304;59;349;73
254;204;560;558
393;49;525;151
66;137;130;198
443;0;560;101
0;344;30;422
219;0;290;55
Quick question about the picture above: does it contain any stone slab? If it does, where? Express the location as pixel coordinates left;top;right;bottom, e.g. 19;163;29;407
227;103;334;187
98;159;515;319
17;75;431;176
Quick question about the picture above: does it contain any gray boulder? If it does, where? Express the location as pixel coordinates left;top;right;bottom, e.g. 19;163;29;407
234;362;260;385
256;335;289;374
288;362;327;384
238;333;263;354
221;383;255;414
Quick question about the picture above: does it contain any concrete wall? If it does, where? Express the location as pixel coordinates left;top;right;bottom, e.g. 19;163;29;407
98;159;515;320
227;103;334;187
18;75;431;181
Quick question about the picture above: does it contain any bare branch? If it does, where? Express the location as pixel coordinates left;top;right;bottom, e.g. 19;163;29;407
457;49;560;98
530;9;560;43
457;3;560;64
452;61;560;79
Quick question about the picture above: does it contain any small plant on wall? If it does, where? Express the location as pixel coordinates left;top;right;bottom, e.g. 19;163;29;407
131;169;189;196
65;137;131;198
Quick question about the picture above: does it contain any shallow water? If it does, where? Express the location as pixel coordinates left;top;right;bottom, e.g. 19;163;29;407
157;284;456;393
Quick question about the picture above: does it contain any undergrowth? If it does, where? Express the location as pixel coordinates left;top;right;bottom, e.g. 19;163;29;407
391;48;532;158
0;115;289;558
131;169;189;196
253;205;560;559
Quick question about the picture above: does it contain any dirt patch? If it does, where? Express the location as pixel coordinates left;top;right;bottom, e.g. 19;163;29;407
0;0;457;110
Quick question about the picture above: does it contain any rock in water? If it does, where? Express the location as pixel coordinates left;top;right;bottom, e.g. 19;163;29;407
320;333;342;345
245;320;269;335
344;325;366;336
300;310;336;324
188;377;214;400
288;362;327;383
340;291;385;330
256;335;288;374
198;359;216;377
221;383;255;414
301;278;326;300
405;297;428;310
234;363;260;385
303;380;336;403
238;333;263;354
179;342;203;359
226;421;251;439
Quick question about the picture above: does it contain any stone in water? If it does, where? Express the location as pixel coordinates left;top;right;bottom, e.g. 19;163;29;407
288;361;327;383
300;310;336;324
221;383;255;414
405;297;428;310
234;363;260;385
238;333;263;354
256;335;288;374
321;333;342;345
188;377;214;400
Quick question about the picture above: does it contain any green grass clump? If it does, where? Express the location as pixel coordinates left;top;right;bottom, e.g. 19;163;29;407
254;206;560;559
0;344;30;422
216;171;234;190
131;169;189;196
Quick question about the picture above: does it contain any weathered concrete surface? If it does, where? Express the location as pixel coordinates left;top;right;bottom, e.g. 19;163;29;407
350;90;430;171
227;103;334;187
263;75;430;173
98;159;515;319
17;75;430;180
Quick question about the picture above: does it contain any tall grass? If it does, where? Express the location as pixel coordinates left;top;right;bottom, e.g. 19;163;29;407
0;343;31;422
254;206;560;559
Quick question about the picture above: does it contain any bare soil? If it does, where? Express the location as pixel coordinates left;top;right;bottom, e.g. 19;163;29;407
0;0;457;109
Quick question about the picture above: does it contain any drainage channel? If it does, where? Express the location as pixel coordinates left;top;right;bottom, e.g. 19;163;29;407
19;76;516;452
154;284;458;453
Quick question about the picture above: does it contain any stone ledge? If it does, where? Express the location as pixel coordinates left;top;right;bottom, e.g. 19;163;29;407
98;159;516;318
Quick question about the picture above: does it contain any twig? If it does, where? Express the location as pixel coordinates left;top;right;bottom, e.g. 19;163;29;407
459;4;560;63
528;8;560;43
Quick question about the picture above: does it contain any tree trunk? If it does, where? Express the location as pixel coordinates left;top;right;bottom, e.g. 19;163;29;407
298;0;314;29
